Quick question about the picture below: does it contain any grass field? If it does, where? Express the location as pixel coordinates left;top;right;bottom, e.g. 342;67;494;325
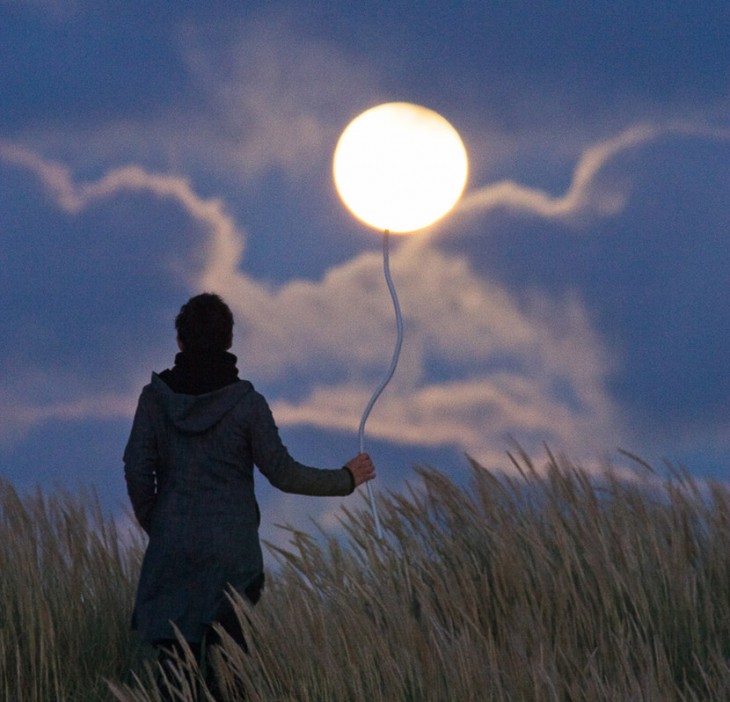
3;449;730;701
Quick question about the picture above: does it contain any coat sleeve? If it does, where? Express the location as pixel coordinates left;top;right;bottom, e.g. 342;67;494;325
249;392;354;496
123;388;161;533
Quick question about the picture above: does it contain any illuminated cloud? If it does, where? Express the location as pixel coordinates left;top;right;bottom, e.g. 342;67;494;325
265;249;619;466
453;124;653;228
454;122;730;229
0;133;624;460
4;120;726;466
0;142;250;445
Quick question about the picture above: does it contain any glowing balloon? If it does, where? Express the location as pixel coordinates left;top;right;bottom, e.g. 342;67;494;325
334;102;468;233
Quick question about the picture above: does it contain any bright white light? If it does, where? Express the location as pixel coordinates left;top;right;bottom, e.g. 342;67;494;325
333;102;468;233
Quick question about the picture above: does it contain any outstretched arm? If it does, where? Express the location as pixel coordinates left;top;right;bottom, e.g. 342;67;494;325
251;392;374;496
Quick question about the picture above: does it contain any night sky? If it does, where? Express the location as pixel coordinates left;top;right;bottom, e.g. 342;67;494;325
2;1;729;551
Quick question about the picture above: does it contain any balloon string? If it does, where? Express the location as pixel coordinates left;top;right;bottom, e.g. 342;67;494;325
358;230;403;540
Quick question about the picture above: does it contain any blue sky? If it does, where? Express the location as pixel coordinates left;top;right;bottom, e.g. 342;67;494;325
2;1;729;549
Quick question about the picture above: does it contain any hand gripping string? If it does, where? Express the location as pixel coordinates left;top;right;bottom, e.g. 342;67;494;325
358;230;403;540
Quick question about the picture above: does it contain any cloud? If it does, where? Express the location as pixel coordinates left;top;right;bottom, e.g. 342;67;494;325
0;141;240;238
452;122;730;232
8;14;381;189
195;124;673;380
12;120;725;462
200;183;624;467
174;13;382;180
438;123;730;456
460;127;650;222
1;133;625;463
0;142;250;444
194;121;730;464
0;395;136;446
265;254;619;466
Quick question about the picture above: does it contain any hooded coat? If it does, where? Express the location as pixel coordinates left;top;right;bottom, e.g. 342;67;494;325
124;371;354;644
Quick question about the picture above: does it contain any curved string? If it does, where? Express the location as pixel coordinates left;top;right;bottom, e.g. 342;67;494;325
358;230;403;540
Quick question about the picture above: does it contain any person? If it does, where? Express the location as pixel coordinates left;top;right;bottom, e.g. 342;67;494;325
123;292;375;697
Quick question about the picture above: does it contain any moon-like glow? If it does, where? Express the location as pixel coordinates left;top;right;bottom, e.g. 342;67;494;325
333;102;468;233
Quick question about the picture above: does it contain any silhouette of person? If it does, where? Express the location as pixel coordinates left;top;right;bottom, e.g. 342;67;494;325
124;292;375;696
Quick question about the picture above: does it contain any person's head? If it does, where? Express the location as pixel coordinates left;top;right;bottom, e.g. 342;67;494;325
175;293;234;353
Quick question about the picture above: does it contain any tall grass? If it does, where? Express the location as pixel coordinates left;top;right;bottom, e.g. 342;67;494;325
0;478;144;701
113;450;730;701
4;450;730;700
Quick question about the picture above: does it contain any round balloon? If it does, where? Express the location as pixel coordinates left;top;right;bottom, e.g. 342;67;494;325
334;102;468;233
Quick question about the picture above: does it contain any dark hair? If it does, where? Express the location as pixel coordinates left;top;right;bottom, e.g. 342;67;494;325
175;293;233;353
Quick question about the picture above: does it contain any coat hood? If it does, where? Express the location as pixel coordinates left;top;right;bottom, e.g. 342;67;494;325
148;373;253;434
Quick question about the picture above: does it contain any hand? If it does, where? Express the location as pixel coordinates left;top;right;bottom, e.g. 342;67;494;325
345;452;376;487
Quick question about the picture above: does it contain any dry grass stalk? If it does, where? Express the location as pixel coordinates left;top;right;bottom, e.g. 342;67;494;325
4;449;730;700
